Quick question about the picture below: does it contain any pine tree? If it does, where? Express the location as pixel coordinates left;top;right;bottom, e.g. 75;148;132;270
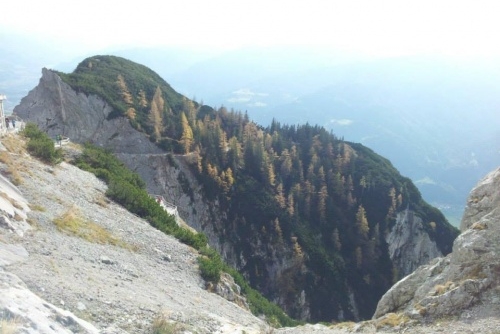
355;246;363;268
318;185;328;224
356;204;370;238
137;90;148;108
275;183;286;209
287;192;295;216
218;130;228;165
116;74;133;105
180;112;194;153
149;86;164;141
387;187;397;218
228;136;243;170
332;228;342;251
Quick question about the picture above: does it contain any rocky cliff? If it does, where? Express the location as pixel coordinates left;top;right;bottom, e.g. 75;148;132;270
385;208;442;278
16;68;162;155
13;65;457;322
374;166;500;320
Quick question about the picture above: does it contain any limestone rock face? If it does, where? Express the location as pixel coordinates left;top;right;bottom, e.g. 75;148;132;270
386;209;442;278
461;167;500;231
14;68;162;154
212;272;249;310
374;167;500;320
115;152;234;264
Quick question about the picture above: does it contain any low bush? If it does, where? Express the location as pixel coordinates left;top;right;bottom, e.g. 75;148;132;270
22;123;62;164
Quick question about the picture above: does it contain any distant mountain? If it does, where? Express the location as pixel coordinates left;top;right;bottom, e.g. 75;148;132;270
14;55;459;322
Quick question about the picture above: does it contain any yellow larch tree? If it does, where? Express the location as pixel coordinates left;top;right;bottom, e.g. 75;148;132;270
149;86;164;141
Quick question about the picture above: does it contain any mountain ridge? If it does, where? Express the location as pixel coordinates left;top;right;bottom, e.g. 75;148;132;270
13;55;459;322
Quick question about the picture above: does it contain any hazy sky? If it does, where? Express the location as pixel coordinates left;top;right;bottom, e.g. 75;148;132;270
2;0;500;58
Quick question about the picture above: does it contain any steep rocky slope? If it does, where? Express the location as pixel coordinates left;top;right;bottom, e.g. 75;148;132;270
1;133;499;334
374;167;500;321
13;60;458;321
0;135;267;333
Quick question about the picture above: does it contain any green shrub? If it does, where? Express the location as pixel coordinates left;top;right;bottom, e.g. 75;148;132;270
22;123;62;164
198;255;223;283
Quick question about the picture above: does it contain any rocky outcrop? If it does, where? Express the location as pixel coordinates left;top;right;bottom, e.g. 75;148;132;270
374;167;500;320
461;167;500;231
0;270;101;334
14;68;161;154
386;208;442;278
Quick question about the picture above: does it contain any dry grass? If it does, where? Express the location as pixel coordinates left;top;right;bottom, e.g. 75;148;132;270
151;314;185;334
331;321;356;330
94;195;109;208
375;313;410;329
1;134;26;153
53;205;134;250
30;204;46;212
0;318;20;334
414;302;427;316
0;191;26;214
465;264;487;280
429;221;437;230
0;135;27;186
26;217;38;227
471;222;487;230
0;191;10;201
0;151;11;165
432;281;456;296
0;151;23;185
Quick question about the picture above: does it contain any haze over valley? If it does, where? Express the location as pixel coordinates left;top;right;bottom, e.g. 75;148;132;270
2;39;499;225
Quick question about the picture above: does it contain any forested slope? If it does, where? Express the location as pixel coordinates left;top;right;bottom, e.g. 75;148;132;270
25;55;459;321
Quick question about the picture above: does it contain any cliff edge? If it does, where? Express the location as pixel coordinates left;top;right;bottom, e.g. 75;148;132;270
374;167;500;320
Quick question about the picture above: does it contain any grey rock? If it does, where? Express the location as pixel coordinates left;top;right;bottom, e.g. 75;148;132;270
14;68;163;155
461;167;500;231
77;301;87;311
0;242;29;266
374;167;500;320
213;272;249;310
386;208;442;278
100;256;115;265
0;270;99;333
